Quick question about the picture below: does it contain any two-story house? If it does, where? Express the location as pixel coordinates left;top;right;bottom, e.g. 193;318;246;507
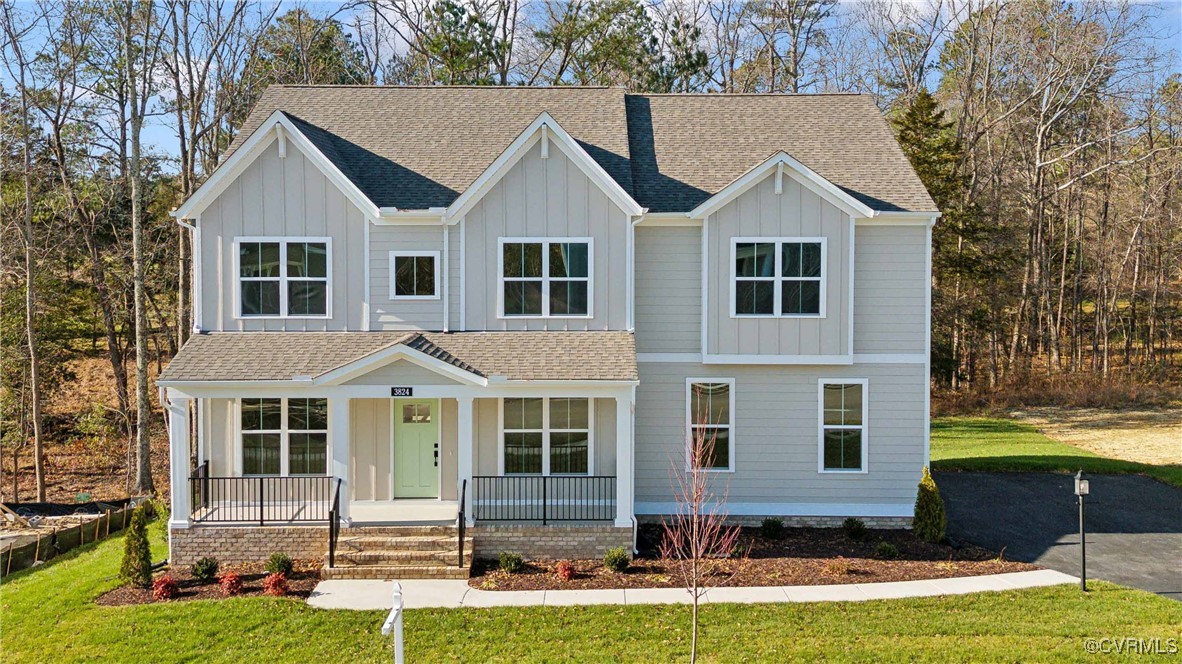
159;86;938;578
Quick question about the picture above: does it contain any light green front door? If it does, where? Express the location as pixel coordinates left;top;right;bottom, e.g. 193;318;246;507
393;399;439;498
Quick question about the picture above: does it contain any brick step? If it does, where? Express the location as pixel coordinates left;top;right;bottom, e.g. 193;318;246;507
321;564;471;580
334;550;472;566
345;525;458;537
338;535;472;552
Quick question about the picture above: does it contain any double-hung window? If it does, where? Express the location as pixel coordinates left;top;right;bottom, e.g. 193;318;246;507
502;397;590;475
390;251;439;300
732;238;824;317
237;238;330;317
686;379;734;471
500;239;591;317
818;380;867;473
241;398;328;476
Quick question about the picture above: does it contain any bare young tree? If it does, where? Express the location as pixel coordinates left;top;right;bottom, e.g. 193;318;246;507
660;383;744;663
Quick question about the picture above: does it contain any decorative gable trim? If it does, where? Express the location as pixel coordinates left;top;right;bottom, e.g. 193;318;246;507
171;111;381;221
315;342;488;387
445;112;645;223
687;151;877;220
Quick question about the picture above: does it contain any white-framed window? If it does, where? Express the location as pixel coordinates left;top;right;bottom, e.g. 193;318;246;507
389;250;440;300
817;379;868;473
498;238;592;318
730;237;825;318
685;378;735;472
234;237;331;318
501;397;592;475
240;397;328;476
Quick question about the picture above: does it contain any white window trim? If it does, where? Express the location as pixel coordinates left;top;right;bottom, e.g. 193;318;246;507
497;397;595;476
685;377;736;473
388;250;441;301
237;397;330;477
496;237;594;319
232;236;332;320
817;378;869;474
729;236;826;319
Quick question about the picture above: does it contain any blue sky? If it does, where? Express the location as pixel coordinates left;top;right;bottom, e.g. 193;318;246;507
109;0;1182;169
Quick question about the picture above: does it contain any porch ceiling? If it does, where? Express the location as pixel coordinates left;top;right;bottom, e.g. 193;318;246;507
158;331;637;384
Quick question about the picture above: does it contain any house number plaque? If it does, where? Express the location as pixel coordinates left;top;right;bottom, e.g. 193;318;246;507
390;387;414;397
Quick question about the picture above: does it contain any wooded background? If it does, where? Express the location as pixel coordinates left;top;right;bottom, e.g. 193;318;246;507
2;0;1179;502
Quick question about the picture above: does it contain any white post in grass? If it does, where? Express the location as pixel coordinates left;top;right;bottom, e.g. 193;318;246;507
381;582;405;664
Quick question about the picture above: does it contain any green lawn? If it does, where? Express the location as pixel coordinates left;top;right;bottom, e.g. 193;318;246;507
931;417;1182;488
2;522;1180;662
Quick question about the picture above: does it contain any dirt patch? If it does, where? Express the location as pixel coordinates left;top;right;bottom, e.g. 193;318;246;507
95;560;321;606
3;357;170;505
469;526;1036;591
1010;406;1182;465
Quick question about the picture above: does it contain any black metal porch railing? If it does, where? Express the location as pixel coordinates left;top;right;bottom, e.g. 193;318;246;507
188;469;335;525
472;475;616;524
328;478;342;568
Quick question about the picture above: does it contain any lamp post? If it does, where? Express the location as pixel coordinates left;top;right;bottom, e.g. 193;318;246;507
1074;470;1089;592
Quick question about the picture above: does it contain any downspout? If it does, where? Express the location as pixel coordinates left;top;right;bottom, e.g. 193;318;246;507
175;217;200;334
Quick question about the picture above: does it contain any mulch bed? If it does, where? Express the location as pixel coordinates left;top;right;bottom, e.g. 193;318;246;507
95;561;322;606
469;525;1037;591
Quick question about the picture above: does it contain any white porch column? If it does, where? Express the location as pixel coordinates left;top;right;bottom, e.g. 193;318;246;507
614;389;635;528
457;397;475;526
166;392;192;530
329;397;351;523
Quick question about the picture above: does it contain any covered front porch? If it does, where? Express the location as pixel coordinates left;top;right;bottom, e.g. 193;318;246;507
160;331;639;544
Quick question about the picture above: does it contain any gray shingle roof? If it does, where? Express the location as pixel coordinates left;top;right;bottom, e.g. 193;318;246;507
158;331;638;383
222;85;936;214
626;94;937;213
229;86;633;211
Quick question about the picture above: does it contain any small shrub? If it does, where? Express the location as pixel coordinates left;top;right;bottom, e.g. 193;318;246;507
191;556;219;582
151;574;178;601
874;541;900;559
554;560;575;582
759;518;786;540
498;551;524;573
821;556;852;577
265;552;294;576
219;571;243;597
603;547;630;573
913;467;947;544
262;572;289;597
842;517;868;541
119;505;153;588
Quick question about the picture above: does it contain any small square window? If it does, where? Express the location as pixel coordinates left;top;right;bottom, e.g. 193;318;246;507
391;253;438;299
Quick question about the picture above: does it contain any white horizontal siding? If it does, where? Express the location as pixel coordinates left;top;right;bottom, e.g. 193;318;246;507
634;362;926;508
370;225;446;331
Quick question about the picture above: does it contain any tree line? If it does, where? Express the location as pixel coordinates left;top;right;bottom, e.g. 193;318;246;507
2;0;1178;501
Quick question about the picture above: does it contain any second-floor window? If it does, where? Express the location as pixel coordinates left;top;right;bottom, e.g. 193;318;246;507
731;238;825;317
390;251;439;300
500;238;591;317
237;238;330;318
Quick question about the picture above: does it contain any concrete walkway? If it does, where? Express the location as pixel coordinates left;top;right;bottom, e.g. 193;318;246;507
306;569;1077;610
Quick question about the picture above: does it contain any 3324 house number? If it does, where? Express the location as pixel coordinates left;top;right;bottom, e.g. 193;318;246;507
390;387;414;397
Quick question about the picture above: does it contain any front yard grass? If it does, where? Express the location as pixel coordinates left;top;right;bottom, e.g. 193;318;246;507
3;521;1181;662
931;416;1182;488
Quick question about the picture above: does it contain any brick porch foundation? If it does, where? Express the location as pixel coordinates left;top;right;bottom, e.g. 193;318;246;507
169;525;328;566
470;524;634;560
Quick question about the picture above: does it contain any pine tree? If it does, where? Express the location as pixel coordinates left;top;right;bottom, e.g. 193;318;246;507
913;467;947;544
120;505;153;588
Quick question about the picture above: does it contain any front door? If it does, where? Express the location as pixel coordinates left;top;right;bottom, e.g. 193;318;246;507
393;399;439;498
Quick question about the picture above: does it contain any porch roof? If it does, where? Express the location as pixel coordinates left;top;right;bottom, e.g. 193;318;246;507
158;331;638;384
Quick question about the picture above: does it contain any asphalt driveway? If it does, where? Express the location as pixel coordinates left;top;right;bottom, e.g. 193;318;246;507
935;471;1182;599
